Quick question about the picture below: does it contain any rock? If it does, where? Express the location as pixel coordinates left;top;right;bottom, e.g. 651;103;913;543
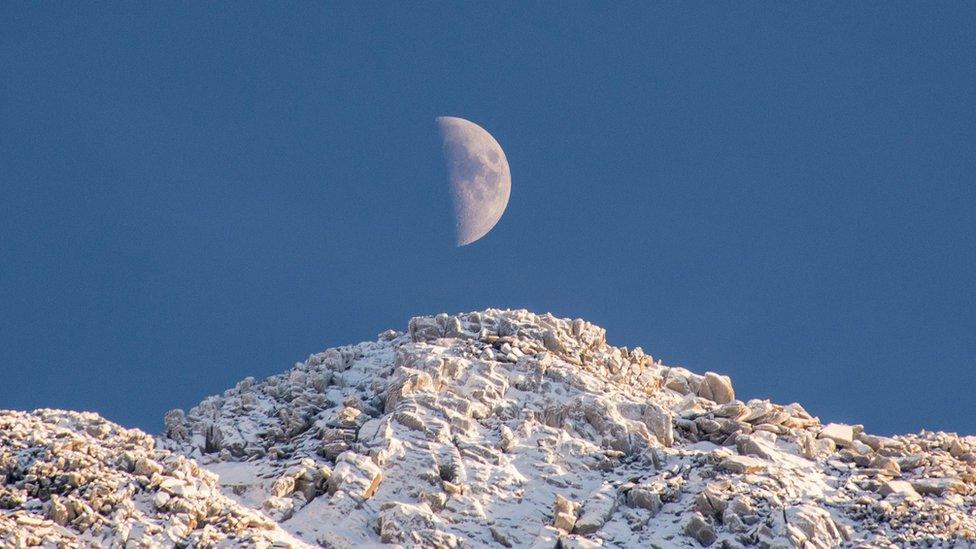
697;372;735;404
153;491;171;509
718;455;766;474
134;457;163;477
328;452;383;500
850;439;873;454
408;316;442;341
879;480;921;499
739;400;775;423
0;409;302;547
643;402;674;447
625;487;661;514
553;494;578;532
490;525;513;547
911;478;967;496
394;411;426;432
573;483;617;535
735;434;776;460
857;433;898;451
48;495;72;526
10;309;976;548
818;423;854;447
799;432;836;460
560;535;604;549
949;438;970;458
869;455;901;476
376;502;452;546
784;504;848;546
542;329;565;353
684;513;717;546
163;409;189;442
499;425;516;453
695;486;727;519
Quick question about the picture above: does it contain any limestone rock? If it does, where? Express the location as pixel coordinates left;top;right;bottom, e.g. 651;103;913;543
697;372;735;404
879;480;921;499
643;402;674;447
718;455;766;474
553;494;579;532
573;484;618;535
328;452;382;500
684;513;717;546
818;423;854;447
5;309;973;548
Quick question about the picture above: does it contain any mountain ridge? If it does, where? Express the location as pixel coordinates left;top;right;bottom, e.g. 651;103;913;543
2;309;974;547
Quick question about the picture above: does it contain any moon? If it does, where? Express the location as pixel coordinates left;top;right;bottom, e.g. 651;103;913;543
436;116;511;246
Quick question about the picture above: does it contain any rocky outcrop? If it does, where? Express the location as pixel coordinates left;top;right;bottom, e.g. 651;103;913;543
0;409;303;547
4;309;976;547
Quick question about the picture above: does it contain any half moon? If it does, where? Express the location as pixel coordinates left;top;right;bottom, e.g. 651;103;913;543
436;116;511;246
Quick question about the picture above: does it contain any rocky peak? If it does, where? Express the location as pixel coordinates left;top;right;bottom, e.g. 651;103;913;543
3;309;975;547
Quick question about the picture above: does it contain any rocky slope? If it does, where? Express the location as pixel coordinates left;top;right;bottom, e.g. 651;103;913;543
3;309;976;547
0;409;302;547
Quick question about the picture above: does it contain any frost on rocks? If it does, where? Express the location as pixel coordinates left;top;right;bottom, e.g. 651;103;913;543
0;409;303;547
4;309;976;548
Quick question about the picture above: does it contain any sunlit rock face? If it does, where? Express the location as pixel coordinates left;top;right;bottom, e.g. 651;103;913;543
4;309;976;547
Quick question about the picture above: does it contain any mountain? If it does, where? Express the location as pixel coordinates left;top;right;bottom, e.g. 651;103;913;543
2;309;975;547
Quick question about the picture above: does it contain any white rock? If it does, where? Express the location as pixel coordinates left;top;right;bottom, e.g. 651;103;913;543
573;483;617;535
818;423;854;447
879;480;921;500
697;372;735;404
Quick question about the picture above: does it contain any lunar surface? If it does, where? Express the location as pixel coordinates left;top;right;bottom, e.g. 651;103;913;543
436;116;511;246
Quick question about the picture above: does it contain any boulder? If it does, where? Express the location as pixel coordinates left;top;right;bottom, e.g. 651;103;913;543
879;480;921;499
625;487;662;514
684;513;717;546
735;434;776;460
911;478;967;496
697;372;735;404
784;504;849;546
553;494;578;532
818;423;854;447
718;455;766;474
643;402;674;447
573;484;617;535
327;452;382;500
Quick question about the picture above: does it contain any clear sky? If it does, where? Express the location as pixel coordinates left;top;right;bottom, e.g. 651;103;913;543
2;4;974;435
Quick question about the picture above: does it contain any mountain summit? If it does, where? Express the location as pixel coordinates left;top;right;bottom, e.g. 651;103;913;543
3;309;975;547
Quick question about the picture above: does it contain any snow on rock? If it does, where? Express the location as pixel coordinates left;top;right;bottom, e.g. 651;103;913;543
0;409;305;547
155;309;976;547
5;309;976;547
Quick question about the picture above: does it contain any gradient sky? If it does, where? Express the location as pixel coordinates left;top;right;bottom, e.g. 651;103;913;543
2;4;974;435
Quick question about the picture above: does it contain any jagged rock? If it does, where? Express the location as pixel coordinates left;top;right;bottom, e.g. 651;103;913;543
47;495;71;526
911;477;967;496
869;455;901;476
784;505;848;546
879;480;921;499
695;485;727;519
799;431;836;460
697;372;735;404
553;494;579;532
818;423;854;447
684;513;717;546
327;452;382;500
643;402;674;447
0;409;302;547
718;455;766;474
626;487;662;514
5;309;974;548
735;434;776;460
573;483;617;535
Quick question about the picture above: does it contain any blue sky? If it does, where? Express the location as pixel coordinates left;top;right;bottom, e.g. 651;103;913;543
2;4;974;434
